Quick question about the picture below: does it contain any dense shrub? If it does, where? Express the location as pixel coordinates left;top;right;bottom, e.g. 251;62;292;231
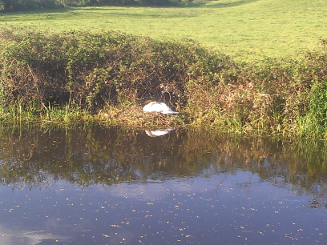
1;28;327;137
0;28;228;111
0;0;180;11
0;0;63;11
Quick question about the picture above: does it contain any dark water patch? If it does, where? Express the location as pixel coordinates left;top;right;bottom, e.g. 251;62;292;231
0;126;326;244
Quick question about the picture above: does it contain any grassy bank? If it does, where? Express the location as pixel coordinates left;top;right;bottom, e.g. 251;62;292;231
1;28;327;138
1;0;327;61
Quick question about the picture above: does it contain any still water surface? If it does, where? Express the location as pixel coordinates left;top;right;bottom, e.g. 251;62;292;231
0;126;326;244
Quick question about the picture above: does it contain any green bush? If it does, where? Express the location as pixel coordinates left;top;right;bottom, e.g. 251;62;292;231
2;28;327;137
0;29;227;111
0;0;179;12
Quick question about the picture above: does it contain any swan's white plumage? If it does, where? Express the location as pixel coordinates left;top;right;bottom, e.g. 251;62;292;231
143;102;179;114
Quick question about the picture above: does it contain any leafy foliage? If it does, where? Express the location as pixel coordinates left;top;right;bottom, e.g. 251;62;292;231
0;29;227;112
0;0;181;11
2;28;327;137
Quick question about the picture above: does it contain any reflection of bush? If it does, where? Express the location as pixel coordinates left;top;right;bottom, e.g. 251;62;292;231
0;126;326;198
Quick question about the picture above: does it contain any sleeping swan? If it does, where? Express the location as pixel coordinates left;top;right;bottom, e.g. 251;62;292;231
143;102;179;114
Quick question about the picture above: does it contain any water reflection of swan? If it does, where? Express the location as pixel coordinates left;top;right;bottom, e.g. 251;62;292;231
143;102;179;114
145;129;175;137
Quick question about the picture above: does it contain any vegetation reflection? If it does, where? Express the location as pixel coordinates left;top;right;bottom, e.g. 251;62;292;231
0;126;326;200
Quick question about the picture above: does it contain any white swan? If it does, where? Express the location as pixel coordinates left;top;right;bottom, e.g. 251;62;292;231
143;102;179;114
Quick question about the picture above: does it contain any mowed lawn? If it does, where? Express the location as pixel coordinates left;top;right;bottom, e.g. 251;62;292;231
1;0;327;61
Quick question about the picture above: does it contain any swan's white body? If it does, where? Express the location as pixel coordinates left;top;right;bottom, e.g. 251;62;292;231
143;102;179;114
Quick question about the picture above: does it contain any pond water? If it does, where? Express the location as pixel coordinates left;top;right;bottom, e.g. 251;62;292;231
0;126;326;245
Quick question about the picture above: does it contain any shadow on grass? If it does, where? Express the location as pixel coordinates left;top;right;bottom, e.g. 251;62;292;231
178;0;258;8
203;0;258;8
0;0;260;18
0;7;75;22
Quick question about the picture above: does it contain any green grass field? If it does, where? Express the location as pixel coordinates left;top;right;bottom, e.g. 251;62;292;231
1;0;327;61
